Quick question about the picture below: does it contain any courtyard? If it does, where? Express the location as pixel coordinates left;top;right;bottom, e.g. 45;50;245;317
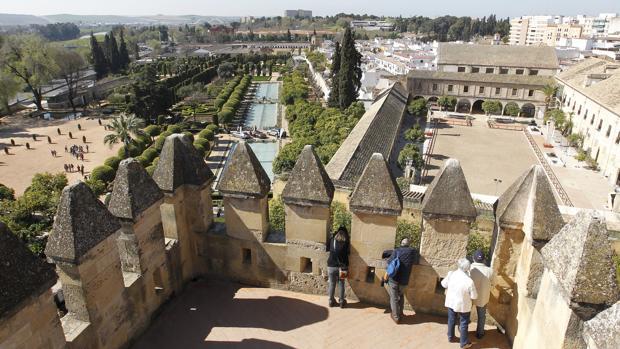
0;113;120;195
132;280;511;349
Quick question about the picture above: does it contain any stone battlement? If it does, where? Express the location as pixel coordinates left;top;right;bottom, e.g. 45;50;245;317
1;134;618;349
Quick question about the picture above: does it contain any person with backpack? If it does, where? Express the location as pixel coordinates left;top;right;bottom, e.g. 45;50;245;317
381;238;419;323
327;227;350;308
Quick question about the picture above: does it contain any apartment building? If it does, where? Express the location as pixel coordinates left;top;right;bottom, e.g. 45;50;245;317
284;9;312;18
556;58;620;187
543;23;583;46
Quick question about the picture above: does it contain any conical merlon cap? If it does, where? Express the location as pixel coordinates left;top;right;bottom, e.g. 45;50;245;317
350;153;402;216
0;222;57;318
217;141;271;198
46;182;121;263
282;145;334;207
153;134;214;192
583;301;620;348
542;211;619;306
421;159;476;219
495;165;563;240
108;158;164;220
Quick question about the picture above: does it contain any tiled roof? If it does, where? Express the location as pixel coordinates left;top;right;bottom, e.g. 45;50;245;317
437;43;559;70
407;69;554;87
325;81;408;186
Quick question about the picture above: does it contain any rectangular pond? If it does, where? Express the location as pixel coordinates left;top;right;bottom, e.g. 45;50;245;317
255;82;280;100
248;141;278;182
246;103;278;130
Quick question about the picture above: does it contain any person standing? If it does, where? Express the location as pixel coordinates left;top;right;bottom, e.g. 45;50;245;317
382;238;419;324
442;258;478;349
470;250;493;339
327;227;350;308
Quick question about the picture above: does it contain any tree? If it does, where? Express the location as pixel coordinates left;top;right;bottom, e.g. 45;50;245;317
0;70;20;113
327;41;341;107
118;29;130;70
129;64;173;120
217;62;236;79
404;125;425;143
103;113;146;158
52;48;86;113
544;109;566;130
482;100;502;115
90;33;108;79
0;36;58;111
337;27;362;110
437;96;456;111
541;84;558;110
286;29;292;42
398;143;423;170
105;32;121;74
408;98;428;117
504;102;520;117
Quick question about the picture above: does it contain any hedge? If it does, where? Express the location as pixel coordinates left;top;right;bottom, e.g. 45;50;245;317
144;125;162;137
194;138;210;151
141;148;158;163
198;129;215;141
167;124;183;134
206;124;218;133
104;156;122;170
118;144;142;159
145;165;156;176
136;155;151;167
91;165;116;183
193;143;206;156
183;131;195;143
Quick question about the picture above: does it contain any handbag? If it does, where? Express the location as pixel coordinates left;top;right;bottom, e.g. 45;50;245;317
339;267;349;279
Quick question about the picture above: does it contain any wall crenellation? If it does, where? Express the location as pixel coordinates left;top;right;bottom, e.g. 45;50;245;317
1;134;618;349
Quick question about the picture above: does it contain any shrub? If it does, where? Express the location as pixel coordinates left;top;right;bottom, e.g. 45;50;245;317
206;124;218;133
330;202;351;233
395;220;421;248
117;144;141;158
91;165;116;183
194;138;210;150
85;178;107;196
136;155;151;167
145;165;156;176
0;183;15;201
198;129;215;141
104;156;122;170
466;231;492;262
193;143;206;156
144;125;162;137
269;198;285;232
154;136;167;151
141;148;158;163
167;124;183;134
152;157;159;168
157;115;166;125
408;98;428;117
183;131;194;143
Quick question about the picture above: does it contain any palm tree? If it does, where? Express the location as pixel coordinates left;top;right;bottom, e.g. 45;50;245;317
103;113;146;158
541;84;558;110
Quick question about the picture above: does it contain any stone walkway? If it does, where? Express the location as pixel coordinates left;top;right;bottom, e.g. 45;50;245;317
132;280;511;349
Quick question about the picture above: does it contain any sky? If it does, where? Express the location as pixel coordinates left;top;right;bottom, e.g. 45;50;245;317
1;0;619;18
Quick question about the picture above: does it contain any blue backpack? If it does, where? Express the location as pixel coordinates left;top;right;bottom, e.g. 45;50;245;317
386;250;401;279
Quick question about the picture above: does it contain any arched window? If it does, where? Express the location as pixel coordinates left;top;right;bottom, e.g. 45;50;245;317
597;120;603;131
606;125;612;137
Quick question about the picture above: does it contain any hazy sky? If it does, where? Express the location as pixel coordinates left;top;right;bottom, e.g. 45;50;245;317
2;0;619;18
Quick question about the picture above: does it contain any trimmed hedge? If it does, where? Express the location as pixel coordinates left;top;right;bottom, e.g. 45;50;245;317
183;131;194;143
118;144;142;159
144;125;162;137
206;124;218;133
136;155;151;167
145;165;156;176
194;138;210;151
91;165;116;183
193;143;206;156
141;148;158;163
167;124;183;134
198;129;215;141
104;156;122;170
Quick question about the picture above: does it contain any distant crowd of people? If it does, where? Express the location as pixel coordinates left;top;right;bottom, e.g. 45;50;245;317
326;227;493;349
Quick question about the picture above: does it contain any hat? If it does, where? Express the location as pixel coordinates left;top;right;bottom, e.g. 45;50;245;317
473;250;485;262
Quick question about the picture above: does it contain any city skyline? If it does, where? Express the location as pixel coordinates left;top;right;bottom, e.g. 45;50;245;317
1;0;619;19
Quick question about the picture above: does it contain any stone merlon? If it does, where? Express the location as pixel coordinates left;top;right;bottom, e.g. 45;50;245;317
0;222;57;318
45;182;121;263
495;165;563;240
153;134;214;192
217;141;271;198
583;301;620;349
541;211;619;313
349;153;402;216
282;145;334;207
108;158;164;221
421;158;476;219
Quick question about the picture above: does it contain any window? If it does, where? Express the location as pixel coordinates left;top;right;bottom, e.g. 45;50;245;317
485;67;494;74
242;248;252;264
366;267;376;283
512;88;518;96
577;106;581;115
495;87;501;95
516;69;524;75
606;125;612;137
584;110;588;120
528;90;534;97
432;83;438;91
597;120;603;131
300;257;312;273
529;69;539;76
615;132;620;144
479;86;485;94
448;85;453;92
591;116;595;125
472;67;480;73
463;85;469;93
500;68;509;74
458;66;466;72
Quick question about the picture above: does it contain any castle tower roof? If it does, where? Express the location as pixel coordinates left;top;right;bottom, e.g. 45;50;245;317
0;222;57;318
583;301;620;348
349;153;402;216
421;158;476;219
542;211;619;313
108;158;164;220
282;145;334;207
495;165;563;240
153;134;214;192
217;141;271;198
46;182;121;263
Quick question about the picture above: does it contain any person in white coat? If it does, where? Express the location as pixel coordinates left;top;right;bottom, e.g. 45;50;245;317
470;249;493;339
442;258;478;349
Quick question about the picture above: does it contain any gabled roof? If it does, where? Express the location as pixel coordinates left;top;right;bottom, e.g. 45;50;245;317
282;145;334;207
437;43;559;70
421;159;476;219
326;82;408;187
46;182;121;263
407;69;554;86
0;222;57;318
153;134;214;192
583;301;620;348
349;153;402;216
217;141;271;198
541;211;619;313
108;158;164;220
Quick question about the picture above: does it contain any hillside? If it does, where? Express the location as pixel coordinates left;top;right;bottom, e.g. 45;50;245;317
0;13;50;26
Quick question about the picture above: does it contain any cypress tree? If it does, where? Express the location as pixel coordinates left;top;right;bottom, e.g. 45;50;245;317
327;41;341;108
109;32;121;73
118;29;130;70
338;27;362;110
90;33;108;79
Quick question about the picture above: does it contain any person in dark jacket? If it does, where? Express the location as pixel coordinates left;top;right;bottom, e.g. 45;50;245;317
327;226;350;308
382;238;420;323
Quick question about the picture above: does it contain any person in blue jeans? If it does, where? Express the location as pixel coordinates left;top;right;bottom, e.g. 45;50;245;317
470;250;493;339
441;258;478;349
326;227;350;308
381;238;419;324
